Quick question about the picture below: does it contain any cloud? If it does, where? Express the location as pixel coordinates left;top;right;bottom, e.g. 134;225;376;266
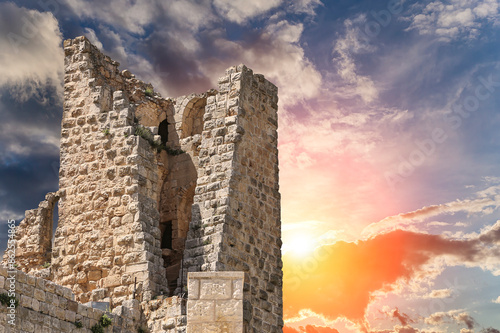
481;328;500;333
283;325;340;333
196;20;322;108
388;308;414;326
393;326;420;333
79;7;321;106
424;288;453;299
0;96;61;166
287;0;323;16
0;208;25;224
492;296;500;304
284;219;500;324
424;310;477;329
213;0;282;24
83;27;103;50
362;185;500;236
0;2;64;101
63;0;158;34
333;15;378;103
425;310;477;330
407;0;500;41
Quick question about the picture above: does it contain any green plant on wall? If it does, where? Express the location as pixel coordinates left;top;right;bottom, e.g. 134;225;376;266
90;314;112;333
91;324;104;333
0;293;18;308
99;314;112;327
144;87;154;97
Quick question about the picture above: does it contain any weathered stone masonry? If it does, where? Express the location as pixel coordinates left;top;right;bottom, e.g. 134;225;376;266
1;35;282;333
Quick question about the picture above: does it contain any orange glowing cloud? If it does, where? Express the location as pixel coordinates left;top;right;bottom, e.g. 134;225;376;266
283;325;340;333
283;222;500;324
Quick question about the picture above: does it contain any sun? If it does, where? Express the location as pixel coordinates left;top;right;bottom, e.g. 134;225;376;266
285;232;318;257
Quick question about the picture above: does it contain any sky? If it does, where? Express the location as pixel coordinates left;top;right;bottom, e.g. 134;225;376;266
0;0;499;332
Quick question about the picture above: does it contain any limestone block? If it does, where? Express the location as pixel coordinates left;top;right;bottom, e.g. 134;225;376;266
188;322;243;333
187;300;215;322
215;300;243;321
34;288;46;302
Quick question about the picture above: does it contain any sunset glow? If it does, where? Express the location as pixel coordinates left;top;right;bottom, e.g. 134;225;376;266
1;0;500;332
285;233;317;257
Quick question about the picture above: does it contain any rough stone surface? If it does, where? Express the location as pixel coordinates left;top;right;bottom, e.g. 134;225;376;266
187;272;245;333
1;193;59;276
0;266;137;332
0;36;282;333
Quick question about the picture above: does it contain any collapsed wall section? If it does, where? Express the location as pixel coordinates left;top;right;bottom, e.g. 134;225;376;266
183;65;282;332
1;192;59;276
52;36;168;305
0;265;141;332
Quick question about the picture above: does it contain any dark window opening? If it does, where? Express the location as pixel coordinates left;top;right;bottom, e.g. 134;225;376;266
161;221;173;249
159;119;169;145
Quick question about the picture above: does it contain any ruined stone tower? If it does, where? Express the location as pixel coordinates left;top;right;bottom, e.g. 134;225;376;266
1;36;282;332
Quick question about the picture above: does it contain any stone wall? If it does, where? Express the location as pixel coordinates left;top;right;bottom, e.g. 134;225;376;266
53;36;168;305
142;296;186;332
1;193;59;276
186;272;245;333
182;65;283;332
0;265;139;333
1;36;282;332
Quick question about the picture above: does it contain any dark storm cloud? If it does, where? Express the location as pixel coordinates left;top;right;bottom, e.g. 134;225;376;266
0;91;62;165
138;30;215;97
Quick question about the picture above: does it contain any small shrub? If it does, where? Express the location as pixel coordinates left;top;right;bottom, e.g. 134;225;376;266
90;314;112;333
0;293;18;308
42;262;51;268
144;88;154;97
99;314;112;327
202;239;210;246
74;321;83;328
91;324;104;333
102;128;110;135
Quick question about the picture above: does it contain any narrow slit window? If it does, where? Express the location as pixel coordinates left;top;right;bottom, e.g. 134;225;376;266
161;221;173;249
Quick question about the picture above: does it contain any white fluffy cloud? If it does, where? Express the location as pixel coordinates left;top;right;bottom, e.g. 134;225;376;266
0;208;25;224
213;0;282;24
64;0;158;34
333;16;379;103
0;2;64;101
198;20;322;108
362;184;500;237
408;0;500;41
425;310;477;330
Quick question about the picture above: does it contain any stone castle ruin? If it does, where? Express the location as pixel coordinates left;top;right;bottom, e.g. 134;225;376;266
0;36;282;332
